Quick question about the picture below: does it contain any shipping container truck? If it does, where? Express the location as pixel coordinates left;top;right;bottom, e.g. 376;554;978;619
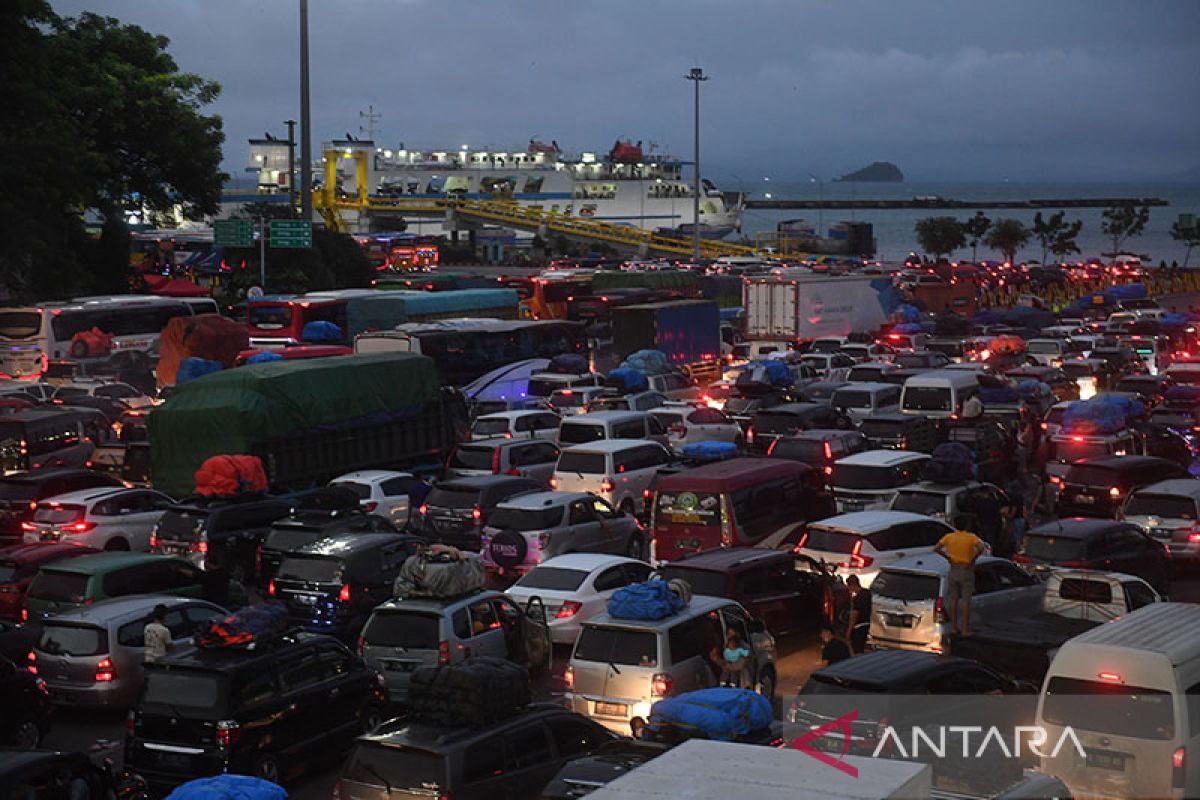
146;352;466;497
743;276;899;348
610;300;721;367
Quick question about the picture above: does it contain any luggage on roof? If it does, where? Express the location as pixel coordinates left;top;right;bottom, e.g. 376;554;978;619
680;441;738;461
646;688;773;743
606;367;649;393
301;320;342;342
607;580;687;621
924;442;975;482
621;349;672;375
165;774;287;800
393;547;485;598
194;601;289;648
194;455;268;497
408;657;531;726
548;353;589;374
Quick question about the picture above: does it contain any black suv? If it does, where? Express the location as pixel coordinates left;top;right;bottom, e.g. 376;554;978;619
152;495;294;582
1;653;53;748
857;412;939;452
1054;455;1189;518
339;704;616;800
746;403;851;454
410;475;542;551
0;468;122;544
126;631;387;790
258;510;398;585
270;532;424;640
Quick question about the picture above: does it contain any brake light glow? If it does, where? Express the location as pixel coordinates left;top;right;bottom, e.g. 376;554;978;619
548;478;558;490
95;657;114;682
338;584;351;602
364;501;378;513
792;532;809;553
438;640;451;666
824;441;833;460
26;650;36;674
651;673;674;697
472;506;482;521
216;720;240;749
556;600;582;619
267;579;276;597
1098;671;1122;683
766;438;778;456
600;478;614;493
419;503;429;515
1109;487;1121;498
20;522;36;532
1174;747;1187;788
564;665;574;690
934;597;946;623
149;532;159;549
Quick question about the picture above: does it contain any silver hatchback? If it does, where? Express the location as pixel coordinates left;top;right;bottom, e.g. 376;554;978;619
30;595;226;708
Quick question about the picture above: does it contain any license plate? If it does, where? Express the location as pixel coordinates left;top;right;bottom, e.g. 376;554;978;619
434;518;462;532
155;752;190;769
675;538;700;550
1086;750;1126;771
386;661;417;672
40;531;59;541
161;544;188;555
1076;494;1095;505
885;614;914;628
294;593;318;606
595;702;628;717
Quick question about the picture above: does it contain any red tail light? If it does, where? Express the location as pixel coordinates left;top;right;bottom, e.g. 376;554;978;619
548;478;558;490
191;540;208;553
1013;553;1032;564
472;506;482;521
338;584;352;602
564;665;574;690
419;503;429;516
934;597;946;623
492;448;502;474
600;479;614;493
651;673;674;697
150;532;159;549
267;579;276;597
766;438;778;456
438;640;451;665
824;441;833;460
26;650;36;674
67;521;96;533
504;466;521;476
95;657;114;683
216;720;241;749
505;431;513;439
746;427;754;442
364;501;378;513
556;600;582;619
21;607;28;623
20;522;36;532
1109;486;1121;498
847;539;873;569
1174;747;1187;788
670;424;686;437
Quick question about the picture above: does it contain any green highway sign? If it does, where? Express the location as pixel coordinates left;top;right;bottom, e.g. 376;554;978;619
213;218;253;248
269;219;313;248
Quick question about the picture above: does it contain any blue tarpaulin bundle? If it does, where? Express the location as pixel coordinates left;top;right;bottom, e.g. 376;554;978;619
1061;395;1144;435
737;360;792;388
898;304;920;322
621;349;672;374
647;688;774;742
245;352;283;364
1016;379;1051;398
606;367;649;393
894;322;922;333
608;581;684;621
1162;313;1190;327
165;775;287;800
925;442;975;482
1001;306;1055;329
972;309;1001;325
1107;283;1148;300
176;357;223;384
301;320;342;343
681;441;738;461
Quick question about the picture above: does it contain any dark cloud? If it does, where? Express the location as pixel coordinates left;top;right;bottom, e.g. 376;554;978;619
50;0;1200;180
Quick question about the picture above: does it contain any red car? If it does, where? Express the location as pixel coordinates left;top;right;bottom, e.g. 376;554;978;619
0;543;100;620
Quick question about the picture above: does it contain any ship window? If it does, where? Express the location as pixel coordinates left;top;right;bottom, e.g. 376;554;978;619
572;183;617;200
523;177;544;193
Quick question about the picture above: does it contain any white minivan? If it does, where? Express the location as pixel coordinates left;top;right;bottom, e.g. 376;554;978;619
1037;602;1200;800
830;449;930;513
557;411;668;448
552;439;673;516
830;382;903;423
900;369;980;420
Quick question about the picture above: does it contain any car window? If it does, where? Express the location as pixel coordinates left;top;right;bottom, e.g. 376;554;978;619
451;609;470;640
545;715;610;758
505;722;553;770
735;567;768;597
464;736;505;783
514;416;534;432
236;669;278;708
467;598;500;637
381;541;416;572
1122;580;1158;610
317;644;354;678
527;442;559;464
647;415;667;435
993;562;1035;588
380;476;415;496
667;618;706;665
973;564;1001;595
568;500;597;526
592;566;628;593
185;605;223;628
278;647;323;692
622;563;653;584
612;420;645;439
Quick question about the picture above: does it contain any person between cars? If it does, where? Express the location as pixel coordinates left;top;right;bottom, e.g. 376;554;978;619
720;629;750;687
408;475;432;521
844;575;872;654
962;393;984;419
143;604;172;663
933;516;987;636
818;624;850;667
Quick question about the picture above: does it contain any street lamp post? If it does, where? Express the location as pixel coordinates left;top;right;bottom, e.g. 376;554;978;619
299;0;312;222
686;67;708;264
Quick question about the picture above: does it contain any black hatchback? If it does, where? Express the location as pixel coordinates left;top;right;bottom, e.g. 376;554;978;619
126;631;388;790
410;475;542;551
1054;455;1189;518
269;532;424;640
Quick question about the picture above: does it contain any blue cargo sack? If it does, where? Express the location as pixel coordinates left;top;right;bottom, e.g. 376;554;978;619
606;367;649;393
681;441;738;461
647;688;773;742
165;775;287;800
608;581;683;621
176;357;223;384
621;349;672;374
301;320;342;342
245;351;284;364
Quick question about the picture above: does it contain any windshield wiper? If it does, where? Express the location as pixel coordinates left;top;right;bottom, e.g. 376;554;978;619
359;762;393;795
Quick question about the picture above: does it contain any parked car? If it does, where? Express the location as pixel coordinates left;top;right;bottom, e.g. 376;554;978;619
469;410;562;442
256;509;397;586
557;411;668;448
505;554;654;645
888;480;1008;523
1003;366;1080;402
22;486;174;552
796;511;955;587
645;372;701;402
830;449;931;513
746;403;852;454
126;631;388;789
552;440;674;518
481;491;645;575
856;413;939;453
868;555;1043;654
830;383;903;423
657;547;849;638
894;351;952;370
1018;517;1171;594
0;542;100;620
846;362;904;384
765;429;868;475
0;468;122;545
566;596;777;734
359;590;551;703
329;470;418;526
23;552;244;623
269;532;424;641
29;595;226;709
1052;455;1189;519
411;475;543;552
0;654;52;748
1120;478;1200;563
1115;374;1175;407
648;405;743;451
340;704;617;800
445;439;561;485
0;618;38;663
587;390;668;413
547;386;611;416
151;494;294;582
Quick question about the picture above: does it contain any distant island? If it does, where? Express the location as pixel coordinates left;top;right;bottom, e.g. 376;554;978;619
835;161;904;182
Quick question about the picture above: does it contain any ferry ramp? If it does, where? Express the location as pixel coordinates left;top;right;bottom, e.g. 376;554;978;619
317;195;758;259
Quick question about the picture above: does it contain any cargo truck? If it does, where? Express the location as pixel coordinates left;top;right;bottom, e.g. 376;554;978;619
609;300;721;371
146;352;466;497
743;276;898;350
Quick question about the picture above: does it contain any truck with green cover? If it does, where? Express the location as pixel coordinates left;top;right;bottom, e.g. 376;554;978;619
146;352;465;497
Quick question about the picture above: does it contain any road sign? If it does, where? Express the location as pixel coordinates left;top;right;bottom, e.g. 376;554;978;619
269;219;313;248
213;218;253;248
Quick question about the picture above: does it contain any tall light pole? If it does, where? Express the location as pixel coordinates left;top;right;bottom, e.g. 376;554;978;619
299;0;312;222
686;67;708;263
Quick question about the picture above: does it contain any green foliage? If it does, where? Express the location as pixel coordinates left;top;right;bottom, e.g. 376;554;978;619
1171;220;1200;268
913;217;966;260
0;1;225;301
962;211;991;263
1100;205;1150;261
1032;211;1083;264
983;218;1031;264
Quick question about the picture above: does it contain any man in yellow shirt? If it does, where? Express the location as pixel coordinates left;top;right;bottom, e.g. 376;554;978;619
934;515;987;636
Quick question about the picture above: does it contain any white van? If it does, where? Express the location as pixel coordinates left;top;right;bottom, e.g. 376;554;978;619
1037;602;1200;800
796;510;954;587
557;411;668;448
900;369;980;419
552;439;673;516
830;449;930;513
831;382;903;423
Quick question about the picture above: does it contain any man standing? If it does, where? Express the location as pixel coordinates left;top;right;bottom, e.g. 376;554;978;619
818;624;851;666
844;576;872;655
934;515;987;636
143;604;172;663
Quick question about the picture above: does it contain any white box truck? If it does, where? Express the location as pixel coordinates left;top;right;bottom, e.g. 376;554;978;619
743;276;893;351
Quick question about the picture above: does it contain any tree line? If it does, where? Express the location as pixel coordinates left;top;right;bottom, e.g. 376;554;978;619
913;205;1198;267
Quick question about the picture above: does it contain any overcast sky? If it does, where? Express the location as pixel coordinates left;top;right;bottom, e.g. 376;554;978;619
51;0;1200;183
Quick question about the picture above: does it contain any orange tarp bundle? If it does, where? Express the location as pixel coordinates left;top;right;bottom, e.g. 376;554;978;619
194;455;268;497
156;314;249;387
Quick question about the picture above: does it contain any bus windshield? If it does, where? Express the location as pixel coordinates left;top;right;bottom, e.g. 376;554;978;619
248;304;293;330
0;311;42;340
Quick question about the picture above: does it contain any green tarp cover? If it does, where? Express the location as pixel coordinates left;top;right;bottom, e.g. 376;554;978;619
590;272;702;291
148;352;439;496
346;289;519;335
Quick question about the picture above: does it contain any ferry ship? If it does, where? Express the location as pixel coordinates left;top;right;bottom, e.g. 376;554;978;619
247;136;745;237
